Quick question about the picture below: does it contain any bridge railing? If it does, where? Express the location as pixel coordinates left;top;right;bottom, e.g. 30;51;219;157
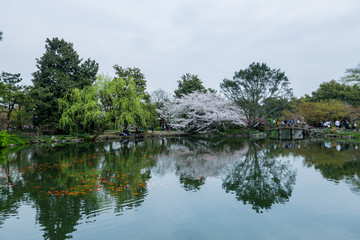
267;124;307;131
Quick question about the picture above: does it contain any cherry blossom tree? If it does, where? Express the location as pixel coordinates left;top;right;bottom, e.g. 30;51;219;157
160;91;245;133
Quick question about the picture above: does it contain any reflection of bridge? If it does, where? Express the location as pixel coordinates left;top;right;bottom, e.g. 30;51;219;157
267;124;307;140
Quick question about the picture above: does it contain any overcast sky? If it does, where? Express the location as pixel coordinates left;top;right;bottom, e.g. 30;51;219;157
1;0;360;97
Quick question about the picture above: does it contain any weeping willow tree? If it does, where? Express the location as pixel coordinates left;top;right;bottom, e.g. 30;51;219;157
59;75;147;139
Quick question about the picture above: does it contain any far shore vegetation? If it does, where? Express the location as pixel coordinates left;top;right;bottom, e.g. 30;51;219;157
1;35;360;147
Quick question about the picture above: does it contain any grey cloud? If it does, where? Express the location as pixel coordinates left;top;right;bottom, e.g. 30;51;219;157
1;0;360;96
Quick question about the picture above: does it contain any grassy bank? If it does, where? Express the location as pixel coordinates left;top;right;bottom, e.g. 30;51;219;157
311;128;360;139
2;128;268;148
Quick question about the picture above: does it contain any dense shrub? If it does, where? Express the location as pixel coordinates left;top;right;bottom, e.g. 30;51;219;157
0;130;29;147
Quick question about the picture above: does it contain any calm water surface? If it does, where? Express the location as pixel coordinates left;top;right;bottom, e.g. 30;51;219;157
1;138;360;240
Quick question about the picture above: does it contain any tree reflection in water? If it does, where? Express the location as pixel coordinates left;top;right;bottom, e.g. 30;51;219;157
222;142;296;213
1;138;360;239
152;138;249;191
265;140;360;195
0;141;159;239
292;140;360;195
153;138;297;213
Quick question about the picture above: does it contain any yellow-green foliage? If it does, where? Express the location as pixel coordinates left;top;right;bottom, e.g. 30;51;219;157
59;75;148;135
297;99;358;122
0;130;29;147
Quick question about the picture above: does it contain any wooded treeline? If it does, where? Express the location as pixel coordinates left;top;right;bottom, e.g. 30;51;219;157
1;34;360;135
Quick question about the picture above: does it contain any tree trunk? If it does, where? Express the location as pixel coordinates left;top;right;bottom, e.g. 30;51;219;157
6;102;16;129
90;129;105;141
90;123;108;141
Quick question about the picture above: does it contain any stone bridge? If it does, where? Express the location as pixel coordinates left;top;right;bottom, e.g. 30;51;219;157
267;124;308;140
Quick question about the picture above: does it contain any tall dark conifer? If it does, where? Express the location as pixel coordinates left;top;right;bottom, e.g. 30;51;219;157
174;73;207;98
31;38;98;130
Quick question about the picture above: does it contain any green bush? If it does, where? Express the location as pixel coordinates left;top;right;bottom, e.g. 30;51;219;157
76;133;91;141
214;128;256;136
0;131;29;147
258;125;266;132
0;131;9;147
154;126;162;131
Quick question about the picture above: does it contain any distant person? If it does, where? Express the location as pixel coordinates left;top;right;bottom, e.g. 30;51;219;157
345;121;349;131
335;120;340;129
336;144;341;151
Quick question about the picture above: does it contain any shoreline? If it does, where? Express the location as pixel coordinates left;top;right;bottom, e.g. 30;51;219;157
3;129;360;148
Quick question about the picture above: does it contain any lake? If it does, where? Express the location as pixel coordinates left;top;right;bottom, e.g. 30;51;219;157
1;137;360;240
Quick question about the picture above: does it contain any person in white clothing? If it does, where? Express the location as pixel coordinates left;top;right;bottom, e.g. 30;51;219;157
335;120;340;129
